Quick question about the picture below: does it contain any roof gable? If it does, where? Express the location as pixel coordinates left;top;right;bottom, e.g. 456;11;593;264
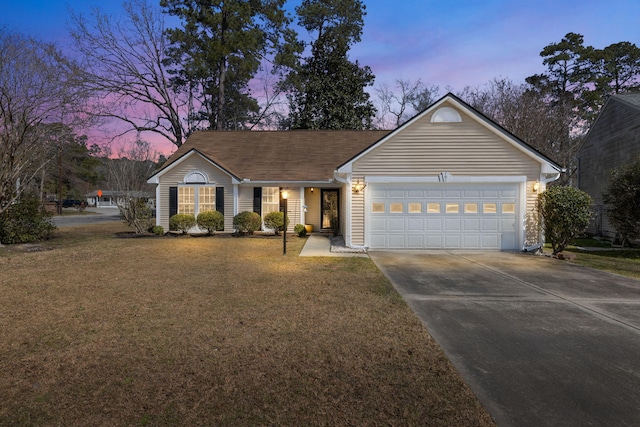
337;93;562;174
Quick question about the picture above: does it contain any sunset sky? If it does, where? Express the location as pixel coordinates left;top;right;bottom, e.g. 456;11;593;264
1;0;638;154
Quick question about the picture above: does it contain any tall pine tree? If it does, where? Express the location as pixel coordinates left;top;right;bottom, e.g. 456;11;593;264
284;0;375;130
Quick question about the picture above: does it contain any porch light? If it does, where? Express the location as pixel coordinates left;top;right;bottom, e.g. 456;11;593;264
352;179;366;194
533;182;540;193
310;187;314;193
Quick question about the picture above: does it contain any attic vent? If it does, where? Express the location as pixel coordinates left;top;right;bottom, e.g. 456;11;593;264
431;107;462;123
185;171;208;183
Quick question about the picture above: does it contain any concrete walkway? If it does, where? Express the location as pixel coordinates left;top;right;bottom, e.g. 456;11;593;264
299;235;368;257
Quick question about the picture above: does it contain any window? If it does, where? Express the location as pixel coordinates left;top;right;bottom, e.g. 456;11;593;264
502;203;515;214
262;187;280;216
372;203;385;213
177;171;216;217
427;203;441;213
199;187;215;213
409;203;422;213
390;203;403;213
178;187;195;215
464;203;478;214
483;203;497;213
446;203;459;213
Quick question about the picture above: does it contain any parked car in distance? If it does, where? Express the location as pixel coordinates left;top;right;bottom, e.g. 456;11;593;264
61;199;82;208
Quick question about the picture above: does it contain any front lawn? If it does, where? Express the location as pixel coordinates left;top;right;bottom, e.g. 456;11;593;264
0;223;493;426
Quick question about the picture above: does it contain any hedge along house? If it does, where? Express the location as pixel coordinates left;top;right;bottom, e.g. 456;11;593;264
147;93;562;250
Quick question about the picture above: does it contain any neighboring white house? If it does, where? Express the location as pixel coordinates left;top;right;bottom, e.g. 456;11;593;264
147;93;562;250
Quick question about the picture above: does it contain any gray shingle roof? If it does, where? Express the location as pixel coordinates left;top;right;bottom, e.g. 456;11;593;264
613;92;640;109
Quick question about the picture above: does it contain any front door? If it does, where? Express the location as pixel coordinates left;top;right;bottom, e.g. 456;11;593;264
321;189;339;231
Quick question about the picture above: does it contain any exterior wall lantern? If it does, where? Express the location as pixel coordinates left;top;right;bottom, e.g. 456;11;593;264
533;182;540;193
352;179;366;194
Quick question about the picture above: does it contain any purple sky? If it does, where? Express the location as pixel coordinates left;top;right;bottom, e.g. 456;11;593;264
1;0;638;154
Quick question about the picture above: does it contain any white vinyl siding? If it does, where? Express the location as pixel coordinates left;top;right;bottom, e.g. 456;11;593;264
348;102;543;247
156;153;234;231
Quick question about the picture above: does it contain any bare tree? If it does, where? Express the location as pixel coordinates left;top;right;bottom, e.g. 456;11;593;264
0;30;83;215
458;77;579;184
106;139;158;234
70;0;187;148
374;79;440;128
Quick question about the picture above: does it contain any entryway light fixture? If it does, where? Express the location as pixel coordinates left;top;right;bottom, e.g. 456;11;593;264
352;179;366;194
310;187;314;193
533;182;540;193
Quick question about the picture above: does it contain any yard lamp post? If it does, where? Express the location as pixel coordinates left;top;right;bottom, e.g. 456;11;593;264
282;191;288;255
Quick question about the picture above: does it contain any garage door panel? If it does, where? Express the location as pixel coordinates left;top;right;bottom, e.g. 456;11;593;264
444;218;462;231
388;218;405;231
482;218;499;231
407;234;424;248
407;218;424;231
463;235;480;248
388;235;406;248
445;234;462;248
426;234;443;248
368;183;519;250
482;234;500;248
463;218;481;231
427;218;442;231
370;217;386;232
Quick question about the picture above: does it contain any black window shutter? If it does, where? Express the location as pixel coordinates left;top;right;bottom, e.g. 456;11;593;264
253;187;262;216
169;186;177;217
216;187;224;214
216;187;225;231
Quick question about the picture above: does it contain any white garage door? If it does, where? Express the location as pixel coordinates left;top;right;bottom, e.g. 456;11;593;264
368;183;519;250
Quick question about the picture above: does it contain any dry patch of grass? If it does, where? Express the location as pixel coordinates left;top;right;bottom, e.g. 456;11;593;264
0;223;494;426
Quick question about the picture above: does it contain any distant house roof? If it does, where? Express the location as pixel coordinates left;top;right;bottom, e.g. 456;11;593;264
614;92;640;109
152;130;391;182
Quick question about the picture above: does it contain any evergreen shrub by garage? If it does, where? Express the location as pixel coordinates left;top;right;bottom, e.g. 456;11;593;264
263;211;290;235
0;192;56;244
233;211;262;235
197;210;224;235
537;186;592;254
169;213;196;234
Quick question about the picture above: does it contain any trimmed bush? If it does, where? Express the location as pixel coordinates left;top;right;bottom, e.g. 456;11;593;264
151;225;164;235
169;213;196;234
294;223;307;237
538;186;593;254
233;211;262;235
603;158;640;245
263;211;290;235
197;210;224;235
0;192;56;244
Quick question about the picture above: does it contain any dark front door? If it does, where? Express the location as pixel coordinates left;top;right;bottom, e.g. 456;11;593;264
321;189;339;230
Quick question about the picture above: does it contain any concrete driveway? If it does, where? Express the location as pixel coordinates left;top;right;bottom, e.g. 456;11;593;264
369;250;640;427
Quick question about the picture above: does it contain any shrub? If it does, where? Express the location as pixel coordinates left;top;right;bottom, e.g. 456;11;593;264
169;213;196;234
118;197;153;234
263;211;290;235
294;223;307;237
538;186;593;254
151;225;164;235
233;211;262;235
603;158;640;245
197;210;224;235
0;192;56;244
